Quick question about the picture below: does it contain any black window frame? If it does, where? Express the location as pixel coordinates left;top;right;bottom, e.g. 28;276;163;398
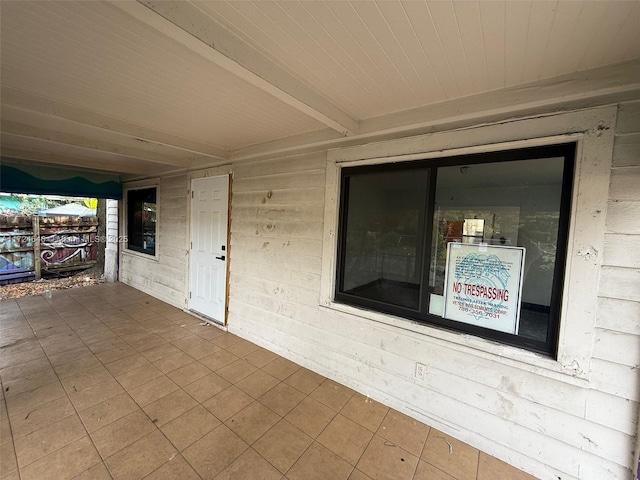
126;187;157;256
335;143;576;357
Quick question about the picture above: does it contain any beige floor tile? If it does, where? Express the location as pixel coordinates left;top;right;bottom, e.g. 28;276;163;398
115;363;164;391
284;368;325;395
253;419;313;473
477;452;537;480
225;401;280;444
203;386;254;422
95;345;138;365
143;388;198;426
90;409;156;459
183;425;248;479
105;429;177;480
340;393;389;433
48;346;94;367
348;469;373;480
287;442;352;480
14;414;86;468
2;368;58;398
9;396;75;439
144;455;200;480
317;414;373;465
258;382;306;417
170;333;205;350
104;353;150;376
0;441;18;477
216;447;282;480
0;357;50;382
217;359;258;384
236;370;280;399
60;365;113;394
413;460;457;480
0;418;11;445
153;351;195;374
142;343;182;363
262;357;302;380
244;347;280;368
78;392;138;433
68;377;124;411
126;334;168;352
5;382;66;418
167;361;212;387
211;332;244;349
128;375;179;406
285;397;336;438
54;355;103;379
161;405;221;451
199;349;239;371
225;339;260;358
310;379;355;411
421;430;479;480
88;338;130;355
20;436;100;480
71;461;112;480
182;340;219;360
356;435;418;480
0;346;46;370
184;372;231;403
377;410;430;457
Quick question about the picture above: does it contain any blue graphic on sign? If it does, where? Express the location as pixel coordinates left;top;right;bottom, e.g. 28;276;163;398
453;253;511;321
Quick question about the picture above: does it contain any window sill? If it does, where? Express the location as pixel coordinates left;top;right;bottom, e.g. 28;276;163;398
122;249;159;262
319;300;590;387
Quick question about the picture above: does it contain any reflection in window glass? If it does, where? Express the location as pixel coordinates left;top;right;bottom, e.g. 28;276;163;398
127;188;157;256
335;144;574;356
429;158;565;342
341;169;428;310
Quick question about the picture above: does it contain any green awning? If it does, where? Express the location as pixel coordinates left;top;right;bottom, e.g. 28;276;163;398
0;160;122;199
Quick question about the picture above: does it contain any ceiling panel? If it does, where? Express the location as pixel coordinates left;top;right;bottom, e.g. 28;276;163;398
0;1;324;151
1;0;639;177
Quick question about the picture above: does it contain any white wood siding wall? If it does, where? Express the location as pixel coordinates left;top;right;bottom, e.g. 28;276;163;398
104;199;119;282
120;101;640;480
120;175;188;308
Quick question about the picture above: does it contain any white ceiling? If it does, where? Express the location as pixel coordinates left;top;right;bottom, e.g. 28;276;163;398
1;1;639;178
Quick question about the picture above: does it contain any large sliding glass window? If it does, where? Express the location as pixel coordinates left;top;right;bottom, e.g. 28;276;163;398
336;144;575;356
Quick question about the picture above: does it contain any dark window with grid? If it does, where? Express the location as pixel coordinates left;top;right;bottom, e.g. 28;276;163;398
127;187;157;256
335;144;575;356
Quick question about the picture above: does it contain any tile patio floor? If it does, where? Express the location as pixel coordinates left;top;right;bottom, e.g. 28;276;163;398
0;282;537;480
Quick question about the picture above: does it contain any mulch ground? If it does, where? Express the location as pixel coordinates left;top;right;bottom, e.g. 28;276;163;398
0;274;102;301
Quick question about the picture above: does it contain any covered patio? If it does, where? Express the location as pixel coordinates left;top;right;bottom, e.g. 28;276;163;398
1;283;532;480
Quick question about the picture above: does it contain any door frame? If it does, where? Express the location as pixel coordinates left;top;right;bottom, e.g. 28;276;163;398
187;172;232;326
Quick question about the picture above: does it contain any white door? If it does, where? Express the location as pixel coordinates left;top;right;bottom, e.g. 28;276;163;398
189;175;229;324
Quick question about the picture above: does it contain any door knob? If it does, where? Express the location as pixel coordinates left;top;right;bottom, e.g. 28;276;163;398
215;255;226;261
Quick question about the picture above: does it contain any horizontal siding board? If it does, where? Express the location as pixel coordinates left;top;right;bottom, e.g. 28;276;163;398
232;219;324;240
231;205;325;222
596;297;640;335
592;328;640;367
598;266;640;302
231;234;322;257
233;170;325;192
230;245;321;274
606;201;640;234
590;358;639;401
612;133;640;167
603;234;640;268
585;390;638;436
231;260;320;291
616;101;640;134
608;166;640;200
232;153;326;178
232;187;324;206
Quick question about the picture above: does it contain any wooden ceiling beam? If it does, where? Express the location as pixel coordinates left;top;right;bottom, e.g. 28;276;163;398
114;1;358;136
